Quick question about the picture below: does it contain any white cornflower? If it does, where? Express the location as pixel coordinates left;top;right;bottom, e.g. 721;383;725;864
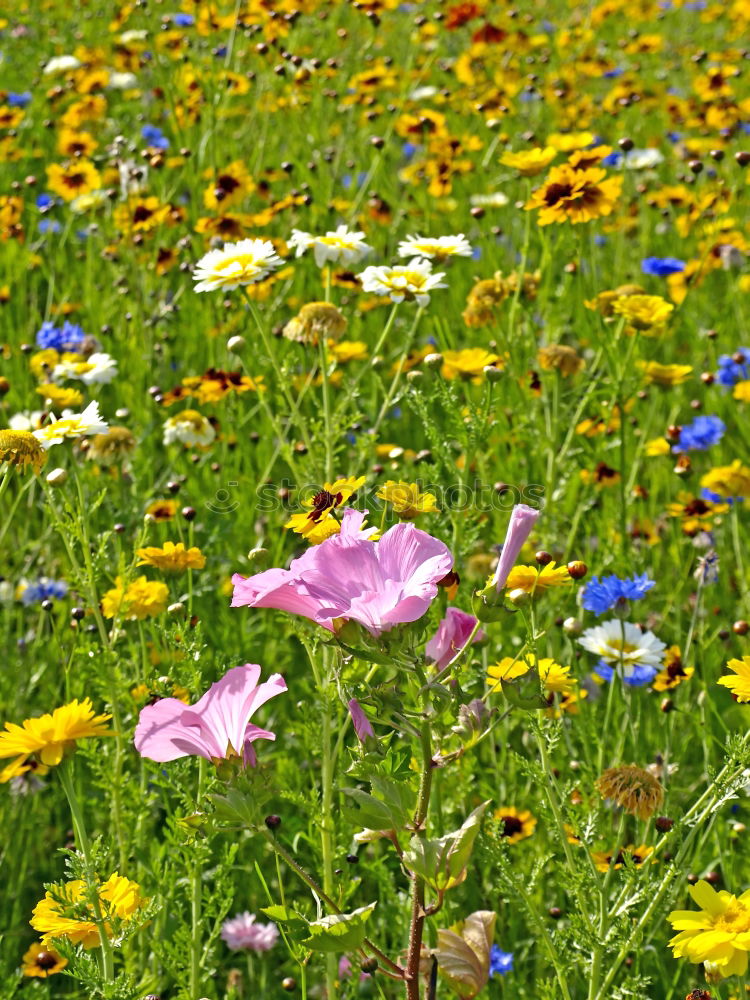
470;192;509;208
53;353;118;385
43;55;81;75
107;71;139;90
33;401;108;449
579;619;666;673
358;258;447;307
288;225;371;268
163;410;215;448
193;239;282;293
623;149;664;170
397;234;473;261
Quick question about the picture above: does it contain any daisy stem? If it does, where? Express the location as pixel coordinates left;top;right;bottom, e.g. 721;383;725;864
190;757;206;999
405;720;433;1000
58;761;115;981
333;303;399;421
318;333;334;482
373;306;424;432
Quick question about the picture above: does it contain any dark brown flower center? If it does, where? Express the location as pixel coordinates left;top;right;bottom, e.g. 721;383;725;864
500;815;524;837
35;951;58;970
544;182;573;205
217;174;241;194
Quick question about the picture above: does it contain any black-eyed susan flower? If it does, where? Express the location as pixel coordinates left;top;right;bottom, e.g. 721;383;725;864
0;429;46;473
653;646;694;691
526;165;622;225
285;476;366;544
101;576;169;621
31;873;146;949
591;844;654;872
145;499;178;522
494;806;536;844
46;160;102;201
718;657;750;702
700;461;750;500
596;765;664;820
376;481;439;519
21;942;67;978
202;160;255;211
0;698;110;775
668;880;750;978
136;541;206;572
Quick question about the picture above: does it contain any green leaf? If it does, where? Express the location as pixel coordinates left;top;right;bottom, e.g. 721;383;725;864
499;665;549;710
434;910;496;1000
303;903;376;952
403;802;489;891
261;905;308;927
342;776;413;833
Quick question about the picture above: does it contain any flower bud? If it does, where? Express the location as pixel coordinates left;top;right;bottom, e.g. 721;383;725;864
507;587;530;606
46;467;68;487
484;364;503;383
566;560;587;580
423;352;444;370
227;335;246;353
563;617;582;636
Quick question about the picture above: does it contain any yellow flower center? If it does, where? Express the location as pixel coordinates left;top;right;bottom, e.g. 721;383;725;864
715;903;750;934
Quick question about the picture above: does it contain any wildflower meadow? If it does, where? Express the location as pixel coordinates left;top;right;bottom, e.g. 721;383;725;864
4;1;750;998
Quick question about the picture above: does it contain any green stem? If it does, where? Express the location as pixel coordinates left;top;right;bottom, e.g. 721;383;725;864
190;758;206;998
318;334;334;482
373;307;424;432
405;721;433;1000
58;762;115;980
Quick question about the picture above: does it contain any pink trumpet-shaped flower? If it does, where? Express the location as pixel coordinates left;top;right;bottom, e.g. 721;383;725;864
425;607;484;670
134;664;287;765
348;699;375;744
232;509;453;637
491;504;541;591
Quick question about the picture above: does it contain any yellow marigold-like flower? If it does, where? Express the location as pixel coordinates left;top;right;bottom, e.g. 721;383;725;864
538;344;585;376
35;384;85;409
487;655;577;696
500;146;557;176
526;165;622;226
645;437;670;457
46;160;102;202
441;347;503;383
87;426;136;465
734;381;750;402
376;481;439;520
668;880;750;978
21;942;67;978
286;476;366;545
653;645;694;691
462;275;509;327
637;361;693;386
611;294;674;333
591;844;654;873
596;764;664;820
494;806;536;844
283;302;348;344
136;541;206;572
504;562;571;595
101;576;169;620
0;429;46;473
547;131;596;152
31;873;146;950
584;284;646;317
0;698;110;774
718;656;750;702
700;461;750;499
330;340;368;363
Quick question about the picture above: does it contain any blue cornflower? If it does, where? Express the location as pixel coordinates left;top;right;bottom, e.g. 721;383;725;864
173;12;194;25
595;661;657;686
38;219;61;235
581;574;655;615
36;193;55;210
716;349;750;387
20;578;68;605
489;945;514;978
601;152;622;168
701;487;741;505
641;256;686;277
141;124;170;150
8;91;32;107
672;415;725;453
35;320;86;351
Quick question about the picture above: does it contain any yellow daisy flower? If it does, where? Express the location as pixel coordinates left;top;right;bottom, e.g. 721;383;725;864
718;656;750;702
504;562;571;595
376;481;440;520
668;880;750;978
31;873;145;949
136;541;206;572
0;699;110;773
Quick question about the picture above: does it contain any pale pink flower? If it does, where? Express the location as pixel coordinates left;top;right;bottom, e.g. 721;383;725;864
491;504;541;590
134;664;286;765
221;912;279;952
232;509;452;637
425;608;484;670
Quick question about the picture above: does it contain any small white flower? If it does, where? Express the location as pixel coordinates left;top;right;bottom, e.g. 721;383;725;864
193;238;282;293
579;619;666;673
9;410;45;431
288;225;372;268
53;353;118;385
163;410;216;448
470;191;509;208
623;148;664;170
107;71;139;90
117;29;148;44
43;55;81;75
358;258;447;308
397;233;473;260
33;401;108;449
119;160;148;197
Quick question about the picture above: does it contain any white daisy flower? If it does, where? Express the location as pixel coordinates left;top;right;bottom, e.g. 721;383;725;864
53;353;118;385
43;55;82;75
33;401;108;449
163;410;216;448
579;619;666;673
8;411;45;431
470;192;509;208
623;149;664;170
288;225;371;268
107;71;139;90
193;239;282;293
358;258;447;307
396;234;473;261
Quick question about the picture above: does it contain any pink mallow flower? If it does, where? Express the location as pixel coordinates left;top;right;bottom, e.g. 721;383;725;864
221;912;279;952
134;664;287;765
231;509;453;637
491;504;541;590
425;607;485;670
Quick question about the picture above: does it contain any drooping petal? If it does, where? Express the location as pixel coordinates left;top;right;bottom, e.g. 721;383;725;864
492;504;541;590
